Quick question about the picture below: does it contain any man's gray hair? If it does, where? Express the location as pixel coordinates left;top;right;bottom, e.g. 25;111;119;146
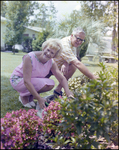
72;27;85;35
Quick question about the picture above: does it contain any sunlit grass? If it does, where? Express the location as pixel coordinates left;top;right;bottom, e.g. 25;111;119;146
1;51;118;118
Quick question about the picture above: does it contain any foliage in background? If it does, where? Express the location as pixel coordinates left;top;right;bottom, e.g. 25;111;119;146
80;1;118;54
1;1;7;17
77;37;89;61
30;1;57;36
22;36;33;53
32;30;50;51
2;1;118;57
50;1;118;58
39;1;57;28
4;1;39;50
1;109;43;149
41;62;118;149
51;14;106;58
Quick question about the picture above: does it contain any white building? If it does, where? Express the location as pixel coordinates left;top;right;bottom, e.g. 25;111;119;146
1;16;43;50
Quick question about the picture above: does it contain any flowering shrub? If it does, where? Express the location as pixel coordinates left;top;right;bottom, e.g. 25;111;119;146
1;109;43;149
42;99;78;148
42;101;63;141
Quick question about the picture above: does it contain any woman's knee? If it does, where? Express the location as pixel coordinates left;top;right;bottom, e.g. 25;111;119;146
46;85;54;90
38;84;54;93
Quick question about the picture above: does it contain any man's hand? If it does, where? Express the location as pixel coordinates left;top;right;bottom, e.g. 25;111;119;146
93;75;99;80
92;74;100;80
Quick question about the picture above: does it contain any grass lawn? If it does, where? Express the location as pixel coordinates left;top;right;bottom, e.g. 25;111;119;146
1;51;118;118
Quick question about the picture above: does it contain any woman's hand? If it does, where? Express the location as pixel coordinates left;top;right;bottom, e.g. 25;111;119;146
38;97;46;109
67;90;74;99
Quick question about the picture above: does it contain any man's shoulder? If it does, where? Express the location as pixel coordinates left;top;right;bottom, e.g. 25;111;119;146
61;36;71;47
61;36;70;42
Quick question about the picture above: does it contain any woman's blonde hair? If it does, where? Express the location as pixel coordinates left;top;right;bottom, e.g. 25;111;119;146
42;38;63;58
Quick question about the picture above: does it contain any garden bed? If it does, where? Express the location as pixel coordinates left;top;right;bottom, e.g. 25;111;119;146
1;62;118;149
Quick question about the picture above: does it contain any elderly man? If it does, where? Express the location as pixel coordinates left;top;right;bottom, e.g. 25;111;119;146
47;27;97;96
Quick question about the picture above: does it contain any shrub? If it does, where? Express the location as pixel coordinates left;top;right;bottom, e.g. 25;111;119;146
1;109;43;149
77;37;89;61
42;62;118;149
22;36;33;53
5;44;13;51
32;31;50;51
42;101;63;142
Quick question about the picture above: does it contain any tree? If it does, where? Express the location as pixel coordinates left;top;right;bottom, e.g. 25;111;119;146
80;1;106;21
80;1;118;55
30;1;58;37
1;1;7;17
32;30;50;51
22;36;33;53
107;1;118;54
5;1;39;54
51;9;106;60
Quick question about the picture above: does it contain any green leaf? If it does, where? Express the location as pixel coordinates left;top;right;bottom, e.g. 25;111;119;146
64;139;71;145
92;141;99;149
96;130;100;139
104;132;110;142
76;121;82;135
71;137;76;143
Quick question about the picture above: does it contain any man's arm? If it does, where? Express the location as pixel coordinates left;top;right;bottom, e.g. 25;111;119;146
71;59;97;80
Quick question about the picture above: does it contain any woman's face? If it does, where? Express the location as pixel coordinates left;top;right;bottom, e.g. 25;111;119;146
43;47;57;60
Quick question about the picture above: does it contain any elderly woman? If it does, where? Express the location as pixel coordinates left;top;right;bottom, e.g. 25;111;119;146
10;39;73;109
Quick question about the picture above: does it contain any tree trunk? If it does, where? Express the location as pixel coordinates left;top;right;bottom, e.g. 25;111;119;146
111;24;116;52
111;1;117;56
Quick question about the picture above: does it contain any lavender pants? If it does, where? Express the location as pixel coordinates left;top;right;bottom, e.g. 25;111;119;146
10;75;55;97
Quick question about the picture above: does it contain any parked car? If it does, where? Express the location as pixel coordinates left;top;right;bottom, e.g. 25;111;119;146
12;44;23;51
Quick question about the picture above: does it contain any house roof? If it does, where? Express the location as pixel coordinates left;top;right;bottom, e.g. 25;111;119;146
1;16;44;32
1;16;9;22
24;26;44;32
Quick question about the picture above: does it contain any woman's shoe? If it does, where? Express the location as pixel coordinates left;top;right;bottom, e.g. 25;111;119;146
19;96;32;108
29;101;36;107
29;95;36;107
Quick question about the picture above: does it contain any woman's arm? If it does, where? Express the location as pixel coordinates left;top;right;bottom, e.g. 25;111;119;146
51;62;74;97
23;55;46;109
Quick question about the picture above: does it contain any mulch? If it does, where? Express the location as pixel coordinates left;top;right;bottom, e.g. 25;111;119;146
33;133;119;149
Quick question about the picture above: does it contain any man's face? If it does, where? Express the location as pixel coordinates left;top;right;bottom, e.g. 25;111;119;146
71;32;85;47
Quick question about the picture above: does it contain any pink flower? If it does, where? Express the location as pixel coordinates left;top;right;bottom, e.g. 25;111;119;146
71;132;75;136
1;109;43;149
47;128;51;134
1;118;4;124
59;95;62;99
